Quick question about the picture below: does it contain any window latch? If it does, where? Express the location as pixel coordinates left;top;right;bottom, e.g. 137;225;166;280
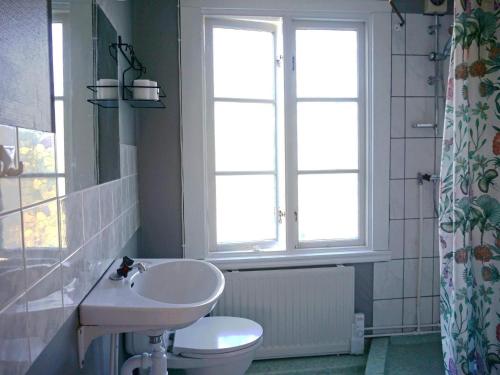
276;54;283;67
277;209;286;224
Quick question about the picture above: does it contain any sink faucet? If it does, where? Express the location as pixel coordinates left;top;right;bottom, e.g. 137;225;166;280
109;256;147;280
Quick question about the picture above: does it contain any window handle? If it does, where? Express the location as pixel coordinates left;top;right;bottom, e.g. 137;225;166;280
276;54;283;67
277;209;286;224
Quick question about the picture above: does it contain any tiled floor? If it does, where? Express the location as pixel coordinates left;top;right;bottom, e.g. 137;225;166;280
246;334;444;375
247;353;368;375
384;334;444;375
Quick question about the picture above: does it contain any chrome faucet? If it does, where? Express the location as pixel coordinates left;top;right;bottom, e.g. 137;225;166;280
109;256;147;280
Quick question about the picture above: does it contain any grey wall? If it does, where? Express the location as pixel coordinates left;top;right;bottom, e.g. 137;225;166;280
132;0;183;259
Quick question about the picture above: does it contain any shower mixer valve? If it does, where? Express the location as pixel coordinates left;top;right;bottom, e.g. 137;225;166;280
429;51;446;61
427;76;441;85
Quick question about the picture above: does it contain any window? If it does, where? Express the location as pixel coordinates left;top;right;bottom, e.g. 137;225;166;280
294;22;364;248
181;0;391;268
51;19;66;196
205;19;283;251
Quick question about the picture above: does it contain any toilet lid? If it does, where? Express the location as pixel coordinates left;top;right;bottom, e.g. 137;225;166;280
173;316;263;357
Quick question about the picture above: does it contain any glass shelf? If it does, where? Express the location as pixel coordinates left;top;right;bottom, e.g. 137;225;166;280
87;99;119;108
123;99;166;109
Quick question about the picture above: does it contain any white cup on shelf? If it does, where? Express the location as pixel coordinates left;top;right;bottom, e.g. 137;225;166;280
133;79;151;100
149;80;159;101
96;78;118;100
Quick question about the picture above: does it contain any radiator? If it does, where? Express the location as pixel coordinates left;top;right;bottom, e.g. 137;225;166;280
212;266;355;359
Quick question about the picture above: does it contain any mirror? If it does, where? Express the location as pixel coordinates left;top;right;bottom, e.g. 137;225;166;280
95;4;120;184
50;0;121;195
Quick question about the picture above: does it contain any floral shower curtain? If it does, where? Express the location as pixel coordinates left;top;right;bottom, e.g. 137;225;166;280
439;1;500;374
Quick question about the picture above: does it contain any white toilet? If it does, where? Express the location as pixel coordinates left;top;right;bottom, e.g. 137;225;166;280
126;316;263;375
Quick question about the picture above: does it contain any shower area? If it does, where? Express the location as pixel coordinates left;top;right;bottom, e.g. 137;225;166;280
366;1;500;374
364;2;453;373
371;1;452;334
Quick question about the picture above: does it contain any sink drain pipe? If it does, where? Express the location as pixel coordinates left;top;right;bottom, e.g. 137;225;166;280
120;335;168;375
120;352;152;375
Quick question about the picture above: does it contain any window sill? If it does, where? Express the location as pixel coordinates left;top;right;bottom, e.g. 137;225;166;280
205;249;391;271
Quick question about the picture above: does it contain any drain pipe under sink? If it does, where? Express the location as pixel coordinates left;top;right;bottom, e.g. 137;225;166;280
121;352;152;375
120;335;168;375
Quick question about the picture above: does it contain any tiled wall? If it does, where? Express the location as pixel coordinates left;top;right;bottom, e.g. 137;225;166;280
372;13;452;333
0;124;139;374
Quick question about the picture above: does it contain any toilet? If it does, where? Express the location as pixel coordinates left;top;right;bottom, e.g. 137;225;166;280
126;316;263;375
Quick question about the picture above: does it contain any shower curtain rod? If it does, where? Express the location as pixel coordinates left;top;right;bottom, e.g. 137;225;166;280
389;0;405;27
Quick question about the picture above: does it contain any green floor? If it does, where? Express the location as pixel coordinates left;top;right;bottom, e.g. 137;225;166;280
384;334;444;375
247;333;444;375
247;352;367;375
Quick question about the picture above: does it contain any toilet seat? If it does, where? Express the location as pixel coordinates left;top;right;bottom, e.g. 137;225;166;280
173;316;263;358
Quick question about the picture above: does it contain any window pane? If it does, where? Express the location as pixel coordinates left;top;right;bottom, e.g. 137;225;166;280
298;173;359;241
215;102;275;172
51;23;64;97
216;175;276;244
54;100;65;174
296;29;357;98
213;27;274;99
297;102;358;170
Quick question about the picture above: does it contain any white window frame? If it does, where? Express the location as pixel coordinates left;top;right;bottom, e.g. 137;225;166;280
289;20;366;250
180;0;392;269
204;18;284;252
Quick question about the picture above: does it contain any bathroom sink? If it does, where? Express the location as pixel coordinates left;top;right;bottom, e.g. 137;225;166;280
79;258;225;333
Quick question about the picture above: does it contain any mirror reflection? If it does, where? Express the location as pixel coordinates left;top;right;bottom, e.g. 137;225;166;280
50;0;121;195
95;4;120;184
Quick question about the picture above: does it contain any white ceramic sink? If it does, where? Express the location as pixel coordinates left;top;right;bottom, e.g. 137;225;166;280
79;258;225;333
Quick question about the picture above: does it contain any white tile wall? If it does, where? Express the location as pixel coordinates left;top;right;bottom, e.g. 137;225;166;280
82;187;101;242
404;138;435;178
373;299;403;334
0;295;30;375
391;14;405;55
389;180;405;219
0;124;140;373
372;12;452;333
390;139;405;179
403;218;434;259
404;179;436;219
0;212;25;309
59;192;84;258
391;55;405;96
27;266;64;362
403;258;434;298
405;97;437;138
402;296;433;327
373;260;404;299
406;56;435;97
389;219;404;260
405;14;435;55
391;97;405;138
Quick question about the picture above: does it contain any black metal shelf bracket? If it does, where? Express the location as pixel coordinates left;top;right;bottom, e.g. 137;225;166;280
110;35;148;100
88;35;166;109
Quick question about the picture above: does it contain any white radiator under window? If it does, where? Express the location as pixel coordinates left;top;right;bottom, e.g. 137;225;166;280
212;266;355;359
